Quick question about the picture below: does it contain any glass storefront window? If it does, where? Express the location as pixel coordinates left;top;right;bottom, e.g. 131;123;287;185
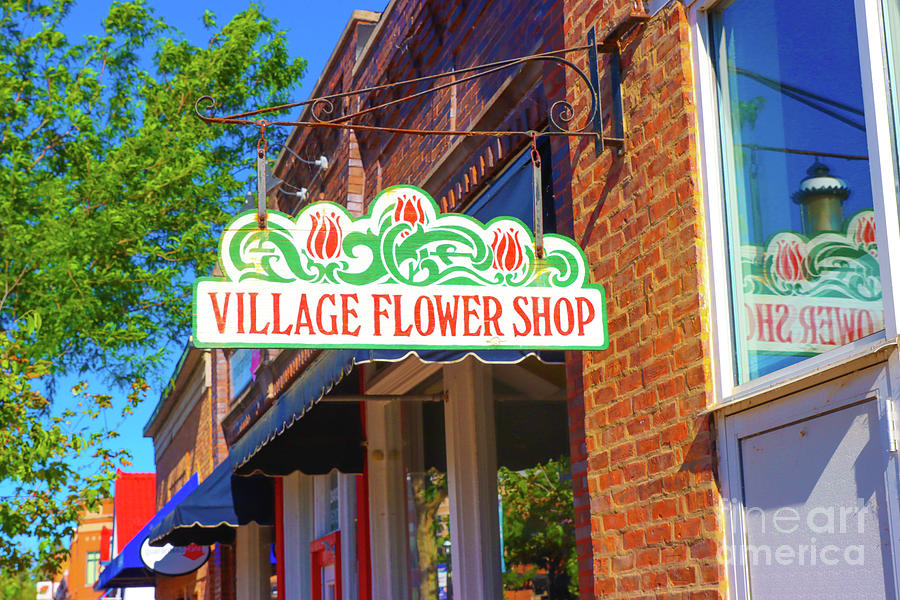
712;0;883;383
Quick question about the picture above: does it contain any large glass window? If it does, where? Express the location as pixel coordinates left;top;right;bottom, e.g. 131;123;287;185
712;0;883;383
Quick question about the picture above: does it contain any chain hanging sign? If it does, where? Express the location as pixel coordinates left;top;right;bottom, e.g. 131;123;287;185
193;186;607;350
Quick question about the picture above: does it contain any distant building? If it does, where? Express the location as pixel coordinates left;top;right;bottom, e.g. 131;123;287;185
54;498;114;600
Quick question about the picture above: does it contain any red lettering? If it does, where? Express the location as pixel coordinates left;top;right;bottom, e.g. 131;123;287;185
513;296;531;336
838;308;857;344
434;295;460;336
817;306;837;345
393;294;412;336
294;296;314;335
341;294;360;336
236;292;245;334
858;310;875;338
554;298;575;336
532;297;551;336
774;304;792;343
271;293;292;335
576;297;596;336
756;302;774;343
209;292;230;334
373;294;391;336
248;293;270;335
414;296;435;336
798;305;817;344
483;296;502;336
316;294;337;335
463;296;482;336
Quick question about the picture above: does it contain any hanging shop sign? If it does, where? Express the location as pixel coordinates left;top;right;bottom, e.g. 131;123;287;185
139;537;210;576
741;210;883;355
193;185;607;350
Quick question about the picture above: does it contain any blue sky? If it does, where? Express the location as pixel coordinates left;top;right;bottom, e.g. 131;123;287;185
59;0;386;473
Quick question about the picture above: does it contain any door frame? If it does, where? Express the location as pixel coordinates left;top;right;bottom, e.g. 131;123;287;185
311;531;342;600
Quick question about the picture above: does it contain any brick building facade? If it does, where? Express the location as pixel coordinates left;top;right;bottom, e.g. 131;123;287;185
156;0;900;598
55;499;114;600
144;346;235;600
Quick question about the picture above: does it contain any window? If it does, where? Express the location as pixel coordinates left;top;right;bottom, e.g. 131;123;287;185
710;0;883;383
230;348;254;400
85;551;100;586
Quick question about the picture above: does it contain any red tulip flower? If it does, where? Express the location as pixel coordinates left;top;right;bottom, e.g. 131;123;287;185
307;211;343;260
491;228;524;272
773;239;805;283
856;215;877;247
393;194;427;229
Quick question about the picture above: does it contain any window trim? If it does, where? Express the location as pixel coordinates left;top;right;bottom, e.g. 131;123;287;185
690;0;900;406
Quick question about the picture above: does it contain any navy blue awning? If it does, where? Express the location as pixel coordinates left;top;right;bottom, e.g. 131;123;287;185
230;348;564;477
148;456;274;547
96;475;199;590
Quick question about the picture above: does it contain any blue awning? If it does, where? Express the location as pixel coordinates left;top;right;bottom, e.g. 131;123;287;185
229;348;564;477
95;475;199;590
148;455;274;547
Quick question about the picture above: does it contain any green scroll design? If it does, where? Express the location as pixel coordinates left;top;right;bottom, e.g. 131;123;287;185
218;185;591;289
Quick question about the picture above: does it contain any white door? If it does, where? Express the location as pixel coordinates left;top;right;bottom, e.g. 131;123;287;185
721;365;900;599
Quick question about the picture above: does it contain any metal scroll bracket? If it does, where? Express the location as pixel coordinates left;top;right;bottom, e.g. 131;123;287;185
193;10;650;185
588;10;651;156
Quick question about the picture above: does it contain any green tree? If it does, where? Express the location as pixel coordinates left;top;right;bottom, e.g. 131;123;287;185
0;0;305;573
0;568;35;600
499;457;577;599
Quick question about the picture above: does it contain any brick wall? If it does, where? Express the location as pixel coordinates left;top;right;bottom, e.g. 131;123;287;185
151;351;233;600
563;2;726;597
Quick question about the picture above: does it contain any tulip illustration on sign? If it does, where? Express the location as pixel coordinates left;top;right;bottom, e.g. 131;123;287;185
307;212;343;260
393;193;426;238
491;227;525;272
773;239;806;283
854;213;877;255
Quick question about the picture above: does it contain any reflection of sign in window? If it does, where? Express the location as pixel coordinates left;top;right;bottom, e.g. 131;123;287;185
711;0;878;382
85;551;100;586
230;348;253;399
741;210;882;355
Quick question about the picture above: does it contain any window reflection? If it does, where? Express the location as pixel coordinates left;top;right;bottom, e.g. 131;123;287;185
712;0;882;382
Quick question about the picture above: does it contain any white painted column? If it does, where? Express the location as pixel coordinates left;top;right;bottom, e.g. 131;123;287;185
235;522;271;600
283;472;315;600
444;358;502;599
338;474;358;600
366;401;410;599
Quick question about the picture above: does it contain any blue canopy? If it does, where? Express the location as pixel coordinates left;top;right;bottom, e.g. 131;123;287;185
229;348;563;477
95;475;199;590
148;454;274;547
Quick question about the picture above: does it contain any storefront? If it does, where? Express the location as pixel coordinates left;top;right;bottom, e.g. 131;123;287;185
154;0;900;597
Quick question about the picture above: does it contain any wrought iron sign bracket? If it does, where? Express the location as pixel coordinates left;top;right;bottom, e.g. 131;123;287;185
193;11;649;154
